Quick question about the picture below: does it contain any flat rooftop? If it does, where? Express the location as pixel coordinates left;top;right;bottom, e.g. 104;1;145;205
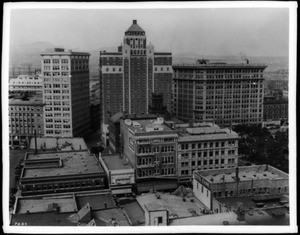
173;62;267;69
22;150;103;179
15;196;77;214
169;211;247;226
76;193;116;210
195;165;289;184
172;122;239;141
216;196;289;211
126;118;176;135
29;137;87;151
11;191;118;226
136;193;206;219
11;212;76;226
100;154;133;171
9;96;43;105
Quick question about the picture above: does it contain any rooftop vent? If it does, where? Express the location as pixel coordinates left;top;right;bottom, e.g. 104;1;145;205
125;119;132;126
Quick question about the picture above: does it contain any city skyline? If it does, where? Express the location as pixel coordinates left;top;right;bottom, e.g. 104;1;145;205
9;6;289;57
3;2;297;233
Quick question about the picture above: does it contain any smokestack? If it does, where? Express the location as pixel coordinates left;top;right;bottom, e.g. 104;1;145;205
34;130;37;155
246;59;249;64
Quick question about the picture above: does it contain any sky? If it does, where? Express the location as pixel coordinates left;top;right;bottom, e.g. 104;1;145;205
8;3;291;57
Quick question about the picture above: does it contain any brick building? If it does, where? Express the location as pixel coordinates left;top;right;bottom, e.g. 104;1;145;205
263;96;288;122
173;122;239;184
41;48;90;137
193;165;289;211
19;149;106;196
9;94;44;148
120;115;178;192
108;112;123;153
172;60;267;126
100;20;172;144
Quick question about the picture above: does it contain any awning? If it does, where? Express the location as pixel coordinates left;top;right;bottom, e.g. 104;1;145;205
111;188;132;195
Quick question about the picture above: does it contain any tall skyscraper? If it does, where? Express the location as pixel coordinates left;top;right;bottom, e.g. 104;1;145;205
172;59;267;126
41;48;90;137
100;20;173;144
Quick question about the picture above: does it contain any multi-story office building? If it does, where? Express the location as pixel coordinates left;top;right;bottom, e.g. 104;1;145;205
108;112;124;153
120;115;178;192
263;96;288;122
9;94;44;147
9;75;43;92
41;48;90;137
172;60;267;126
100;20;173;143
174;122;239;184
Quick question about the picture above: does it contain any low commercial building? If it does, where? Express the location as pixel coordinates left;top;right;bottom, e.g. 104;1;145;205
174;122;239;184
9;75;43;92
99;153;135;195
9;94;44;148
193;165;289;212
10;190;130;226
19;149;107;196
120;115;179;192
136;191;206;226
28;137;88;151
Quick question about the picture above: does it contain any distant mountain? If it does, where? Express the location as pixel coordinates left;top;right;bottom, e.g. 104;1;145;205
8;42;288;77
9;41;60;67
173;53;289;72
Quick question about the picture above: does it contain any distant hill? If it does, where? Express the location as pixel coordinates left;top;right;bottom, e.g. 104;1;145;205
8;41;288;78
172;53;289;72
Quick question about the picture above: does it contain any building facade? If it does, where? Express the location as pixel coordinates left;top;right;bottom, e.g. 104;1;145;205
41;48;90;137
99;153;135;195
19;149;106;196
9;95;44;147
9;75;43;92
263;96;288;122
100;20;173;142
193;165;289;211
108;112;123;153
120;115;178;191
174;123;239;184
172;60;267;126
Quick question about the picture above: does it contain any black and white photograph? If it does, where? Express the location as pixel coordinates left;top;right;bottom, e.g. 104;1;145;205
2;1;297;233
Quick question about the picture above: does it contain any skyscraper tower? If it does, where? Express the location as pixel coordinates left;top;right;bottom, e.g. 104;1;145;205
100;20;172;144
41;48;91;137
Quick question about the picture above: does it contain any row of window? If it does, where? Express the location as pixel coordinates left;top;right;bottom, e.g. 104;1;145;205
180;141;235;150
212;186;288;198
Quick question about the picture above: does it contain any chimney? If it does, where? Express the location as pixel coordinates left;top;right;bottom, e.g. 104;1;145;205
133;20;137;24
236;203;245;221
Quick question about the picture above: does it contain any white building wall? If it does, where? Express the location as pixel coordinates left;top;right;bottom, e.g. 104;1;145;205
193;179;212;210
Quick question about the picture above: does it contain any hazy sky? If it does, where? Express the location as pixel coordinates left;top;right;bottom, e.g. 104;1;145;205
9;6;290;57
